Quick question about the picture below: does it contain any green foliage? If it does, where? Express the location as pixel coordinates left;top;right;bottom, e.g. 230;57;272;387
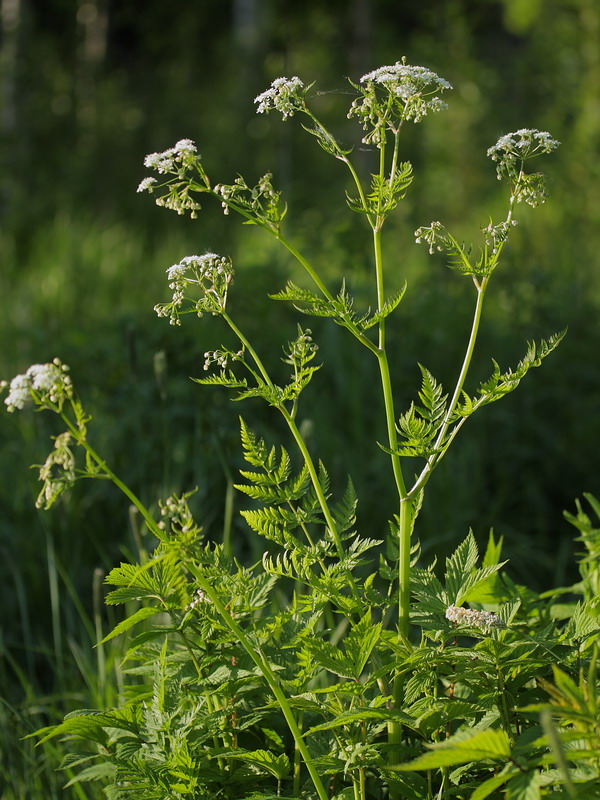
4;53;597;800
460;329;567;413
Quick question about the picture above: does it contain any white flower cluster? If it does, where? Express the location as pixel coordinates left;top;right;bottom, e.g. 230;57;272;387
143;138;198;174
254;76;307;119
445;604;505;633
487;129;560;164
1;359;71;412
362;62;452;94
359;61;452;121
154;253;234;325
414;221;446;254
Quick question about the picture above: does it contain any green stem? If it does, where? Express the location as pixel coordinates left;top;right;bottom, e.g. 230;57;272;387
397;497;413;640
222;311;274;387
371;139;412;790
387;496;413;783
408;276;489;499
293;711;304;796
370;139;407;501
279;405;344;559
388;130;401;187
187;565;329;800
277;234;380;355
59;411;164;541
277;233;335;301
372;225;407;501
373;228;386;338
222;479;235;560
436;276;489;446
376;350;407;501
302;108;373;225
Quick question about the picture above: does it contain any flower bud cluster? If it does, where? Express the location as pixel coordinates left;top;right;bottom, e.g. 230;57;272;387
414;221;447;254
481;219;518;254
154;185;202;218
154;253;234;326
445;604;505;633
203;348;244;372
158;490;203;543
254;77;307;119
283;328;317;366
187;588;209;610
1;358;72;412
213;173;283;231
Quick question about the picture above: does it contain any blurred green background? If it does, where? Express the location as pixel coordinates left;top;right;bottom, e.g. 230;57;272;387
1;0;599;795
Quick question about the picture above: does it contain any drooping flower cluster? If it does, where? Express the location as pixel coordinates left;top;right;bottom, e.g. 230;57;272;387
1;359;72;412
349;59;452;145
154;253;234;326
254;76;307;119
445;604;505;633
36;431;76;509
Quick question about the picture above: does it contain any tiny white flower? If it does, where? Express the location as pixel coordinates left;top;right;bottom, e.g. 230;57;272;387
27;363;61;392
4;373;31;411
137;177;157;193
172;138;197;155
361;62;452;93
